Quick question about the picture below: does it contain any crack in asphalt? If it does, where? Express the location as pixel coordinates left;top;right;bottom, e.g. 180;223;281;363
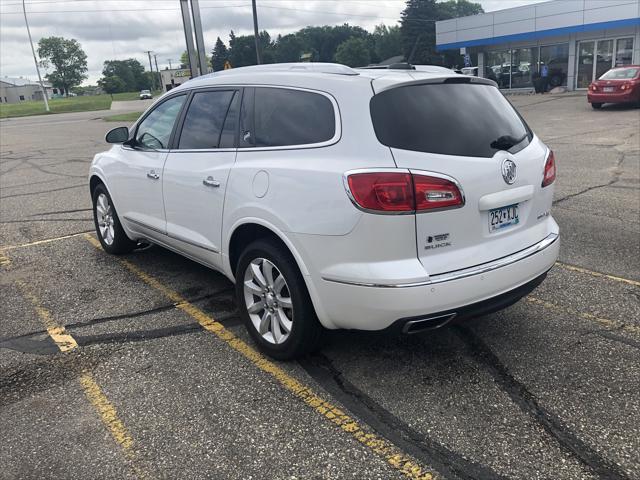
299;352;507;480
553;152;626;206
1;218;93;224
454;325;631;480
0;183;86;199
29;208;92;216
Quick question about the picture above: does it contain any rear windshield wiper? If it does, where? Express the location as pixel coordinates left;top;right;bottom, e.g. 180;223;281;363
490;133;528;151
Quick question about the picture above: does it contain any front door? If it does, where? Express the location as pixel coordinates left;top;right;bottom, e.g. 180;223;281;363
111;94;187;236
576;39;615;89
162;88;240;266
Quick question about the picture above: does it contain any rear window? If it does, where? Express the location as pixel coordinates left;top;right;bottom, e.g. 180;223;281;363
248;88;335;148
599;67;639;80
370;83;531;158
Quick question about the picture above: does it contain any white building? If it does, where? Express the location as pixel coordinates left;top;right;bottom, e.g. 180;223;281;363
436;0;640;91
160;68;192;92
0;77;55;104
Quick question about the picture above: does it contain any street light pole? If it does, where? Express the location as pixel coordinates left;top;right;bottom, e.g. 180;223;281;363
153;54;160;91
22;0;49;111
252;0;261;64
167;59;173;70
145;50;155;91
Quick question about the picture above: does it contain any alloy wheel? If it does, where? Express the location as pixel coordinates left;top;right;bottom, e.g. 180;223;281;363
243;258;293;344
96;193;115;245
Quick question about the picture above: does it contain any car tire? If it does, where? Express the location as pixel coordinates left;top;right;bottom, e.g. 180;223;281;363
92;183;136;254
591;103;603;109
235;238;323;360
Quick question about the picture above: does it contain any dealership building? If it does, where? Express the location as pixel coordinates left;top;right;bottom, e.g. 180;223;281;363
436;0;640;91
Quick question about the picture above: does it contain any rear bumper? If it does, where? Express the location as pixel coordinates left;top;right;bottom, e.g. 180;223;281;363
314;232;559;331
588;90;639;104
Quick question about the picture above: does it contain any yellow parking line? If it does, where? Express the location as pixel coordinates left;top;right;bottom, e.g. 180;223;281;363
556;262;640;287
17;281;78;352
0;250;10;267
84;234;433;480
2;231;90;252
16;279;148;479
527;296;640;336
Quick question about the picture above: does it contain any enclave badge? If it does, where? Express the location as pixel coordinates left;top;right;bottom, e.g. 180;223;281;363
501;159;517;185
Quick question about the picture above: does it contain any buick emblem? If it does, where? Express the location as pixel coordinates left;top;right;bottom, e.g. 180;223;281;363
501;159;517;184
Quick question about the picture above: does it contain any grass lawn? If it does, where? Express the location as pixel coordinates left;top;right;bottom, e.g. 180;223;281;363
102;111;143;122
0;95;111;119
0;91;161;119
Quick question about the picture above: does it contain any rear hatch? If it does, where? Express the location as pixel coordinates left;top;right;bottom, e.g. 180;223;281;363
370;77;554;275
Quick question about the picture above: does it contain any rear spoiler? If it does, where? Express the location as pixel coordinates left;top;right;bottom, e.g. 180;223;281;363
371;75;498;94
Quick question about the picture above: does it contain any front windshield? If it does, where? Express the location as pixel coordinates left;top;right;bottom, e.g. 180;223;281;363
599;68;639;80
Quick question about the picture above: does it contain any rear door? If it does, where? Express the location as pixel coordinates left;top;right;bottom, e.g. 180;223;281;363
370;79;554;275
162;88;240;266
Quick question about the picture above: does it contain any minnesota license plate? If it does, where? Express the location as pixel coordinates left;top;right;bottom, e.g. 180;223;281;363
489;204;520;233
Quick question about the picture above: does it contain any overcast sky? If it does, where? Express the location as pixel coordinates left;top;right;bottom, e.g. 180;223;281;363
0;0;547;85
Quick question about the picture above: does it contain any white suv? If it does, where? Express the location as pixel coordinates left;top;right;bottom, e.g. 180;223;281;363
90;63;559;359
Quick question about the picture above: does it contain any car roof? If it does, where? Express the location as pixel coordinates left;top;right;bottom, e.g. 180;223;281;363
173;62;465;96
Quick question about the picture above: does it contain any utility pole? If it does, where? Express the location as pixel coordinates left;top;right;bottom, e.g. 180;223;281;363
153;54;160;91
190;0;209;75
252;0;261;64
22;0;49;111
145;50;155;91
167;59;173;70
179;0;198;77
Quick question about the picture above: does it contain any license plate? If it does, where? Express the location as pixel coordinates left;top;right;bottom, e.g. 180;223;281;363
603;87;615;92
489;204;520;233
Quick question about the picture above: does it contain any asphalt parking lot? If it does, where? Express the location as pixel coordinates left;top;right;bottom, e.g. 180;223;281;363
1;95;639;480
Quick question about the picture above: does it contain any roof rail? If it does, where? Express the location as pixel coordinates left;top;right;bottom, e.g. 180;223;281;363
204;62;359;77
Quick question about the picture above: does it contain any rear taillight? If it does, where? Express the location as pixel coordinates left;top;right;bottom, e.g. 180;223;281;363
589;84;597;91
542;150;556;187
345;170;464;213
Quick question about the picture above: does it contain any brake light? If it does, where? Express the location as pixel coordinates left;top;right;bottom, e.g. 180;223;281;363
542;150;556;187
589;84;597;91
345;171;464;213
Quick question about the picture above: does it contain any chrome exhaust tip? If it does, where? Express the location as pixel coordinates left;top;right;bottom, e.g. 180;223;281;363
402;313;457;334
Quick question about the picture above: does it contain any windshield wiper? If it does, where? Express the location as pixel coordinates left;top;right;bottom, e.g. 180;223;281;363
490;133;528;151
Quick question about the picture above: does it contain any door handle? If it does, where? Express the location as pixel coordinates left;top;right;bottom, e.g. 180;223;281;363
146;171;160;180
203;176;221;188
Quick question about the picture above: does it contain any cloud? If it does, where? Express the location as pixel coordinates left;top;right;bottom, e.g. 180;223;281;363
0;0;544;84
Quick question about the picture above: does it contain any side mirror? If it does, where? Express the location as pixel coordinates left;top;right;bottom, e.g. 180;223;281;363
105;126;129;144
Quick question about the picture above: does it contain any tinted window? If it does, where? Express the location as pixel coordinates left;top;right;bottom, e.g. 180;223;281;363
136;95;185;149
178;90;235;149
370;83;530;158
250;88;335;148
600;67;639;80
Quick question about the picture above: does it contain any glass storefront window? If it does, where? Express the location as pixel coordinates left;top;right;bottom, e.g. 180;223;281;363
511;47;538;88
615;38;634;66
596;39;614;79
487;50;512;88
576;41;595;88
539;43;569;88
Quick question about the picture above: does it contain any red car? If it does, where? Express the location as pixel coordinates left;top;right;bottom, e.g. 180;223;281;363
588;65;640;109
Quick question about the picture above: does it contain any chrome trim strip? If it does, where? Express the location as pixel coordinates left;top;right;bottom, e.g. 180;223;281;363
123;216;165;235
168;233;220;253
322;232;558;288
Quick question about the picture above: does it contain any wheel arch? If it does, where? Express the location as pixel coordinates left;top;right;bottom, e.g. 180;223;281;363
225;218;336;330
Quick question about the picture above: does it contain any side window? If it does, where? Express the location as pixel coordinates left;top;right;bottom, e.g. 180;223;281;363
246;88;336;148
178;90;235;149
135;95;186;149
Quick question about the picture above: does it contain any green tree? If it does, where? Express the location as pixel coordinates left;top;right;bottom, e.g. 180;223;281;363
334;37;371;67
297;24;369;63
228;30;274;67
102;59;148;91
400;0;483;65
37;36;88;96
211;37;229;71
98;75;127;97
372;24;403;62
180;51;189;69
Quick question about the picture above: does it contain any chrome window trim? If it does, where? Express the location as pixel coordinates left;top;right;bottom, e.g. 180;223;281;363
322;232;558;288
342;168;466;216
